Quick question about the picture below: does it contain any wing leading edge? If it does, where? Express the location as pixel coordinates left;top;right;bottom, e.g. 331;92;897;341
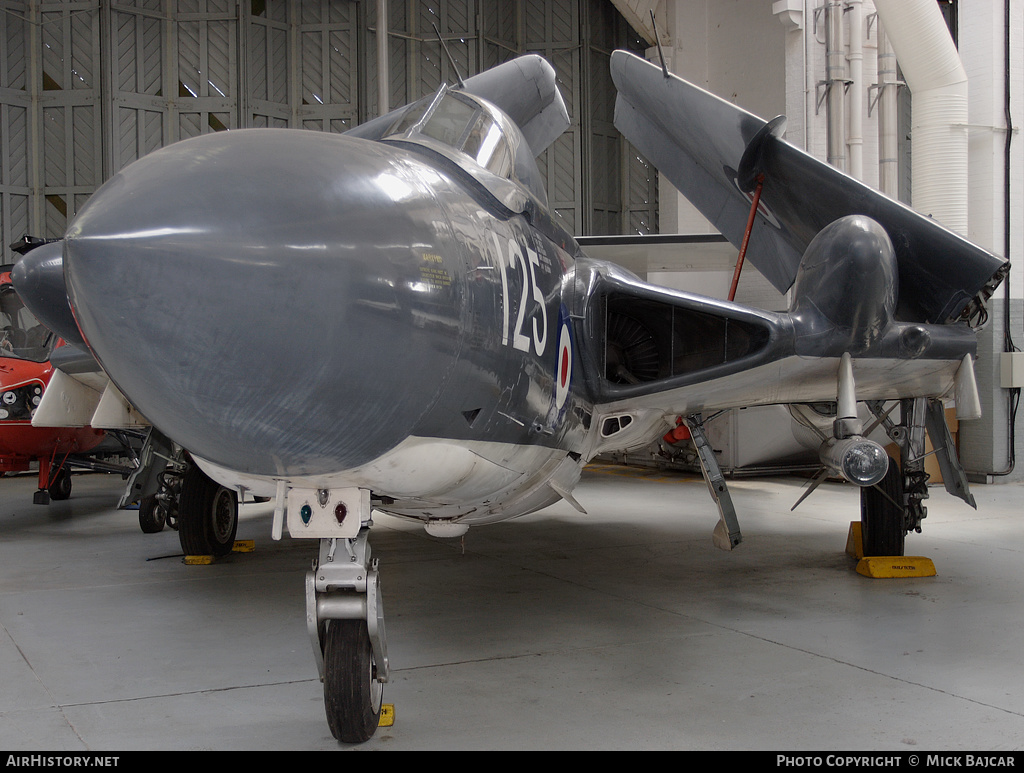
609;49;1007;325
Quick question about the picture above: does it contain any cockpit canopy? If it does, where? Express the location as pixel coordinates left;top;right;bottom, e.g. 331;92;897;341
382;88;548;208
0;282;55;362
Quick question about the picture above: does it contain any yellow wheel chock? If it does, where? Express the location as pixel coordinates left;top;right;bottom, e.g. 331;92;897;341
846;522;937;578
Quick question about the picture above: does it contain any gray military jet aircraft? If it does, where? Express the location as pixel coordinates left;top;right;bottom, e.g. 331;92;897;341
13;50;1007;743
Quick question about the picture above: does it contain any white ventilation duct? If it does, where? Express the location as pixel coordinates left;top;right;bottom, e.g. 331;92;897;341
872;0;968;235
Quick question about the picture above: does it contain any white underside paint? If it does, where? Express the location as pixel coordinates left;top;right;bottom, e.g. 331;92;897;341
194;435;581;529
196;353;970;533
596;355;963;420
39;352;969;533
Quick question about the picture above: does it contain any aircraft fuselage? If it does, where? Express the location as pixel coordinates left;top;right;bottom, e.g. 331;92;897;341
60;128;589;521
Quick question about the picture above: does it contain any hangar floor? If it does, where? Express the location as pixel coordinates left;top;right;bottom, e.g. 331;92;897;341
1;463;1022;751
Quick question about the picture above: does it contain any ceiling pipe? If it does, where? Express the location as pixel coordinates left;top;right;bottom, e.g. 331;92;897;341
872;0;968;235
824;0;847;172
874;22;900;198
846;0;864;180
377;0;389;116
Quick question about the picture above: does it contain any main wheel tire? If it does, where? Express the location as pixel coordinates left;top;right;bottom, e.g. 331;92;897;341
47;466;72;501
861;455;906;557
177;465;238;557
323;618;383;743
138;495;166;533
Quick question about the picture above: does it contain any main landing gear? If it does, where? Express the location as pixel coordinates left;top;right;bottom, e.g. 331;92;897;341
860;453;905;557
857;398;927;557
137;462;239;556
123;429;238;556
177;464;238;556
306;528;389;743
859;397;975;557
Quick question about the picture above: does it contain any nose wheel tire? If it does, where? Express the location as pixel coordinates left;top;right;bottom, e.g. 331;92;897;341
178;465;238;557
323;618;383;743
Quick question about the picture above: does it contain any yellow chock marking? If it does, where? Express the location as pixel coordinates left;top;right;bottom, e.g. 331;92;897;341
847;522;937;578
856;556;937;578
183;542;254;564
846;522;863;559
378;704;395;728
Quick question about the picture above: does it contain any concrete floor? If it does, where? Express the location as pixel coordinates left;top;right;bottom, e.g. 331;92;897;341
0;463;1022;751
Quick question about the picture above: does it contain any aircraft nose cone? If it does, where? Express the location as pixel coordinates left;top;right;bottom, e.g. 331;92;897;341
65;129;465;476
11;240;85;348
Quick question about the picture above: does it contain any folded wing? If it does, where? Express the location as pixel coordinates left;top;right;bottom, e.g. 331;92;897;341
610;49;1007;325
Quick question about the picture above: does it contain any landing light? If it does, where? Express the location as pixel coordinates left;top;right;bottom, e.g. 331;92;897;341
819;437;889;487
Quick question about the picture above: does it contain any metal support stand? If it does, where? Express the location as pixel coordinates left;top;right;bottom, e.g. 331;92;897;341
684;414;743;550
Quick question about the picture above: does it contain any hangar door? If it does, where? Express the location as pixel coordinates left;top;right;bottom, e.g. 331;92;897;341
0;0;658;254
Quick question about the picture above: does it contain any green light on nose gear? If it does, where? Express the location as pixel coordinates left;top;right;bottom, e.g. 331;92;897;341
300;503;313;525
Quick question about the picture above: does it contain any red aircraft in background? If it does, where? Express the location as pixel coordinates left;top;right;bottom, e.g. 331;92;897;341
1;238;108;504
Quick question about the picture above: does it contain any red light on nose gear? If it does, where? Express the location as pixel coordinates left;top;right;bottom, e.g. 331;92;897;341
334;503;347;525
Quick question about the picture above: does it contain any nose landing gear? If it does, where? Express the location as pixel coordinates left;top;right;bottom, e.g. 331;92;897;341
307;527;389;743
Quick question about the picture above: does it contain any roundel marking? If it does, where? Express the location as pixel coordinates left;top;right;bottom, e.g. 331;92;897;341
553;306;572;414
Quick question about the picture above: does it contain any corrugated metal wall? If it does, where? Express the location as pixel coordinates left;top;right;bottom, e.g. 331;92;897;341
0;0;657;256
0;4;31;249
